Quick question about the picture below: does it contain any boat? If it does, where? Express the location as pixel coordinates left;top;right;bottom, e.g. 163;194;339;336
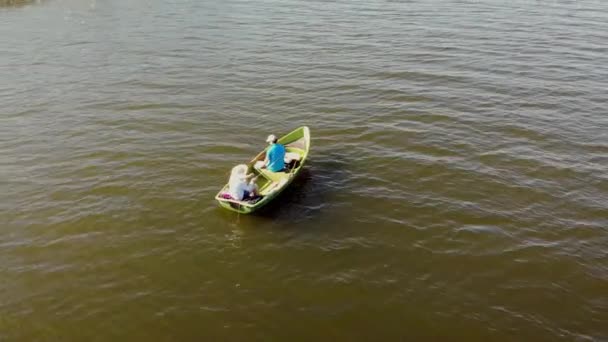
215;126;310;214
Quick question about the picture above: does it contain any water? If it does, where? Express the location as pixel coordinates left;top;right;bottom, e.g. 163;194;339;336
1;0;607;340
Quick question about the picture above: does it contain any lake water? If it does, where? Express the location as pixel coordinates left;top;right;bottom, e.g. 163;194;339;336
1;0;607;340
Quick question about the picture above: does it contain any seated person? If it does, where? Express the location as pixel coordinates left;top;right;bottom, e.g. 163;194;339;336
228;164;258;201
260;134;286;172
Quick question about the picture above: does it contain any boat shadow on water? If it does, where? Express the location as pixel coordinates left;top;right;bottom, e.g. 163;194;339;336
253;168;314;219
241;153;351;224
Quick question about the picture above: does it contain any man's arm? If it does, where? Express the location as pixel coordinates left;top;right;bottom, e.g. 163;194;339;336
262;148;271;168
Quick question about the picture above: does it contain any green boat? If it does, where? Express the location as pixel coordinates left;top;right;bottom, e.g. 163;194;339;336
215;126;311;214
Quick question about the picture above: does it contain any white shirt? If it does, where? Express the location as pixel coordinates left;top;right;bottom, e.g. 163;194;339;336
229;176;255;200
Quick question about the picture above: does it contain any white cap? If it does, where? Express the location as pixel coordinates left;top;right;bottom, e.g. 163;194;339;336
266;134;277;143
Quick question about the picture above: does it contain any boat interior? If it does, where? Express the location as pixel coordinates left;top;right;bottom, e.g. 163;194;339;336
217;136;307;204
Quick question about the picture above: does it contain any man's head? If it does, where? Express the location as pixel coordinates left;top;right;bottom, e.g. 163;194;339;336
266;134;278;144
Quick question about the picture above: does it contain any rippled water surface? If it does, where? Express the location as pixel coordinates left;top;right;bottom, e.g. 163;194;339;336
1;0;607;340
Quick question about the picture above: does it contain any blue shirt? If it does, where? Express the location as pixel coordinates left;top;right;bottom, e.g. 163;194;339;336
266;143;286;172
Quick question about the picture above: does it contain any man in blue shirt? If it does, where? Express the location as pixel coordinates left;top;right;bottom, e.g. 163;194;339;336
262;134;286;172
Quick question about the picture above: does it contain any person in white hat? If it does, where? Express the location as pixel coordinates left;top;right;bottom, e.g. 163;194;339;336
261;134;286;172
228;164;258;200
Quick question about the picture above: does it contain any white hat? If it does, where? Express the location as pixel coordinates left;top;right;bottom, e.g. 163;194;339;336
266;134;277;143
231;164;248;177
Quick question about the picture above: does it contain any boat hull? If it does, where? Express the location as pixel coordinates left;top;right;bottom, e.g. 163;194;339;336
215;126;310;214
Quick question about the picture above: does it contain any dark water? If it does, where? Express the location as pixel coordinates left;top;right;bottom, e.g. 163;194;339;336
1;0;607;340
